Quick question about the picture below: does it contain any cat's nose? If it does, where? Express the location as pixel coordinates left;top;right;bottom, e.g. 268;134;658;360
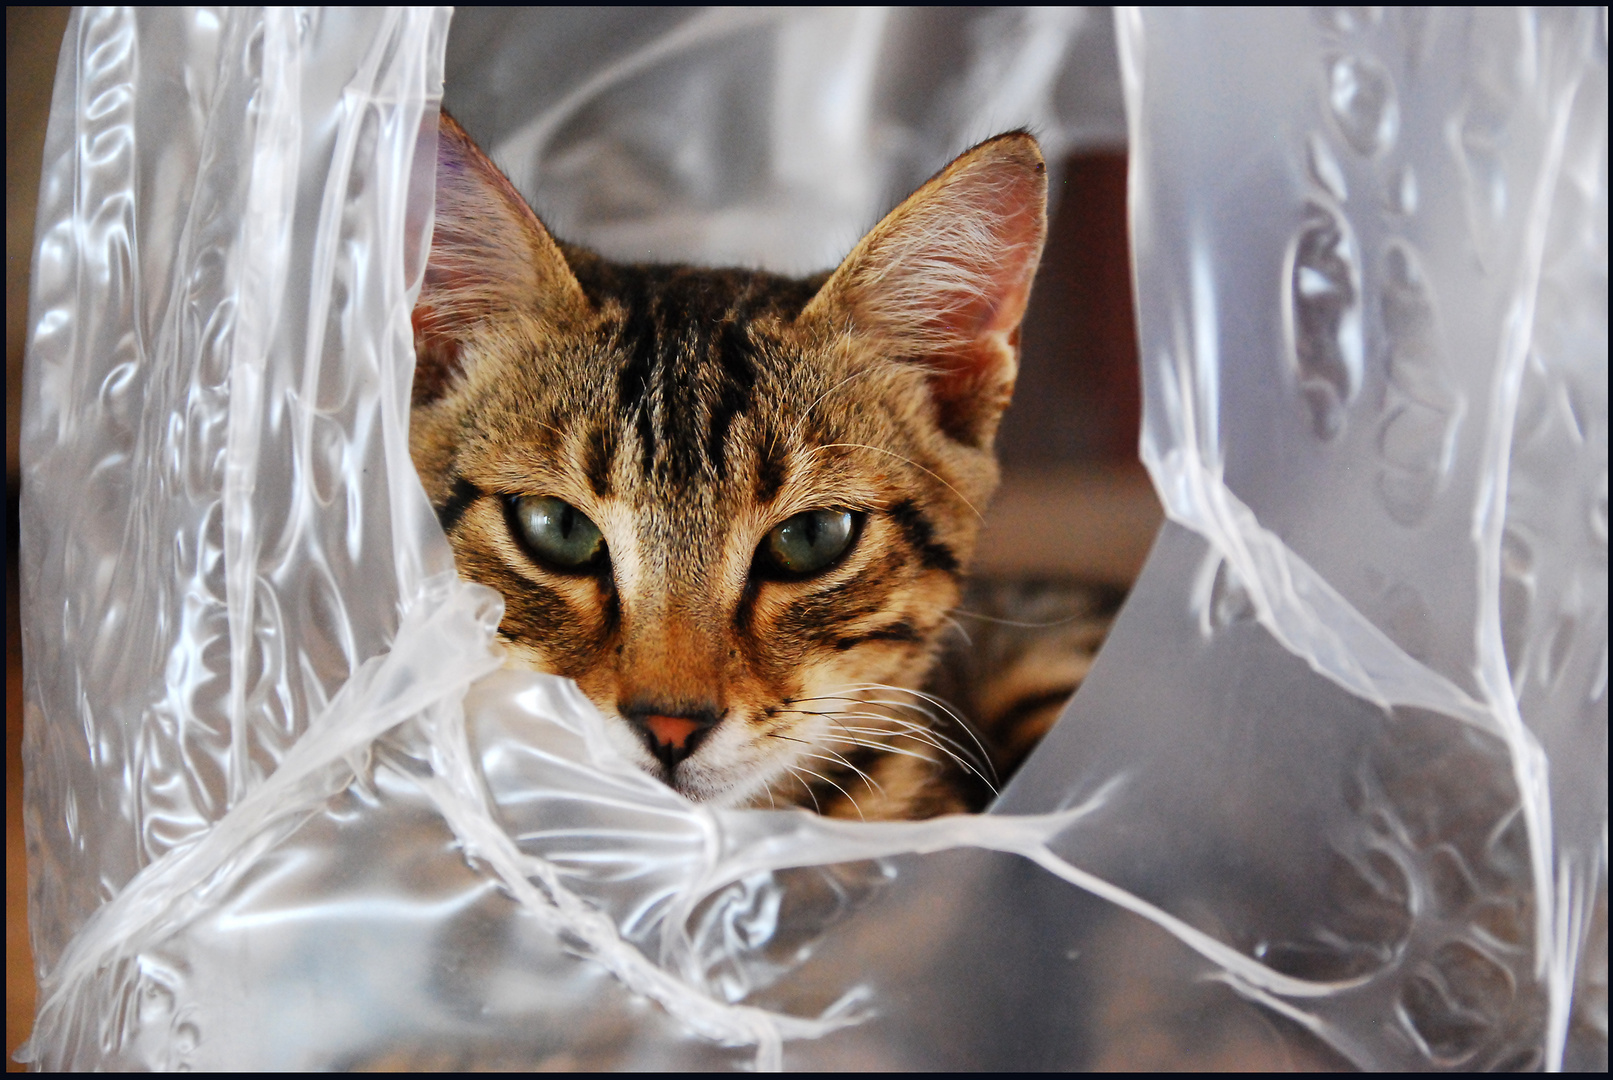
622;705;722;771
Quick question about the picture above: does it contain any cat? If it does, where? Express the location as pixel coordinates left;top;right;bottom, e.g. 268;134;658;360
410;112;1118;819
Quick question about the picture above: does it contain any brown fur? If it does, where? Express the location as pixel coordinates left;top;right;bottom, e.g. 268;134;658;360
411;112;1085;818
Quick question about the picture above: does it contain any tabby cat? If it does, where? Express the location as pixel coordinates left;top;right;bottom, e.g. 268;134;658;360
410;113;1119;819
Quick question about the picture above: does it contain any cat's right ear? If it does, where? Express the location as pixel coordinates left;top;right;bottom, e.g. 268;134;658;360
800;132;1047;448
412;112;589;406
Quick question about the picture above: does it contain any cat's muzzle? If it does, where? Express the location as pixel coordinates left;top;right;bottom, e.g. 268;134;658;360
621;705;723;773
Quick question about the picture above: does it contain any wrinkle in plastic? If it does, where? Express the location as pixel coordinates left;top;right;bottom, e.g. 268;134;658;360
18;7;1607;1071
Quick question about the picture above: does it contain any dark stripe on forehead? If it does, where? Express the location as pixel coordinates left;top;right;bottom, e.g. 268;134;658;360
583;423;617;497
754;435;788;503
436;474;483;533
612;275;661;479
567;259;823;488
657;321;705;485
705;318;757;481
886;500;960;574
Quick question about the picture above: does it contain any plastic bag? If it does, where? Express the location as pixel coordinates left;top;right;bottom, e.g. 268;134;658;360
19;7;1606;1070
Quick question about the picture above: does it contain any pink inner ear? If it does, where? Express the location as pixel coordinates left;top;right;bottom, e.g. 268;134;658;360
842;145;1045;360
888;157;1045;444
925;330;1021;446
411;303;463;407
928;165;1045;343
412;114;559;406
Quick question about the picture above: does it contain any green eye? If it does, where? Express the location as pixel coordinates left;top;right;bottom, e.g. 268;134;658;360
509;495;606;571
759;509;858;579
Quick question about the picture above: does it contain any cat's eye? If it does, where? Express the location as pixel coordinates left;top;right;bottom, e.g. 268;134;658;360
508;495;606;571
757;509;859;579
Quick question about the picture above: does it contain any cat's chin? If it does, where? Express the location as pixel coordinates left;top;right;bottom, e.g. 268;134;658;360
655;754;801;811
691;767;798;811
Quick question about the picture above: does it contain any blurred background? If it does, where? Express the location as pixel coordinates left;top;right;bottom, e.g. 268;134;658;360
5;8;1157;1067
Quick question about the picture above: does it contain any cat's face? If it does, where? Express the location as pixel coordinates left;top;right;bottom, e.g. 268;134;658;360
411;114;1045;813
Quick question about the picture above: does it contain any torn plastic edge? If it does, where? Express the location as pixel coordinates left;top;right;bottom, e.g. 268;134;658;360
1126;24;1596;1057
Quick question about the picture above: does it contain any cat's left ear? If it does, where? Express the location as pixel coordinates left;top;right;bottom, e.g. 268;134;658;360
802;132;1047;446
412;111;590;406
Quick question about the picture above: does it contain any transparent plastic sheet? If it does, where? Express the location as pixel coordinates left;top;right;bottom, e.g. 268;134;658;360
18;7;1607;1071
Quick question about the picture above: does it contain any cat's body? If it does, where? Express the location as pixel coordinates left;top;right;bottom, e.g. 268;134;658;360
411;113;1116;818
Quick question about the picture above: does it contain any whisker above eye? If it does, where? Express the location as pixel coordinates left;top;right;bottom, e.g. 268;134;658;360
809;442;984;520
789;368;880;443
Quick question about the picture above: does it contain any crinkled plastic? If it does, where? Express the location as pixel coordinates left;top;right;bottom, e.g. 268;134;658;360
18;7;1607;1071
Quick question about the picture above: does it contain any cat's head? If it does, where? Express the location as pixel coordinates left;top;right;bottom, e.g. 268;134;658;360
411;113;1045;813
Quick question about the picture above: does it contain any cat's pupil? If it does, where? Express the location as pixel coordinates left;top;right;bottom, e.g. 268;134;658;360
764;509;856;577
512;495;605;570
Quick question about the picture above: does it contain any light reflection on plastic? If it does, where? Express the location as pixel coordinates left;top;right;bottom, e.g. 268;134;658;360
18;7;1606;1072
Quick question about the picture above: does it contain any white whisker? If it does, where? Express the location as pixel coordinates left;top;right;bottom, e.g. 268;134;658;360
828;682;995;770
819;708;994;782
823;699;995;779
782;692;987;758
790;763;864;821
810;442;984;520
940;613;974;645
819;734;939;768
818;729;997;793
767;729;886;796
782;766;823;815
952;608;1091;629
765;678;1004;812
790;368;881;443
818;714;994;784
800;749;885;796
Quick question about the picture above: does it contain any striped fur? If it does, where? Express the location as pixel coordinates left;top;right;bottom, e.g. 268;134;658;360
411;114;1108;818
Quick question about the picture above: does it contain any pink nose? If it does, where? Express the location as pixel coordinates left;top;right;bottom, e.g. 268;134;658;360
622;705;722;773
643;714;702;751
